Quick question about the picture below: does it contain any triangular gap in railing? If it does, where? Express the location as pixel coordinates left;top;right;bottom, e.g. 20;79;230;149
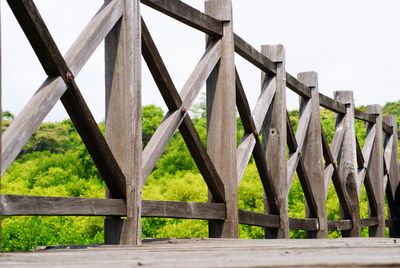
2;0;127;199
234;68;279;214
141;18;226;203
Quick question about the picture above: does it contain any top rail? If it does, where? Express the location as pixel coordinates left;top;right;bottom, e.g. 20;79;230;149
140;0;223;36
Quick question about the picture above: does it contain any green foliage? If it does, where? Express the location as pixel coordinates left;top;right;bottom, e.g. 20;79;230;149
1;101;400;251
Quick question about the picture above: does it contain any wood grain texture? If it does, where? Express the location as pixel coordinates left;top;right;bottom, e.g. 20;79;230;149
285;73;311;99
261;45;288;238
233;34;276;76
384;116;400;237
2;0;123;176
238;210;280;228
365;105;384;237
334;91;360;237
0;195;127;216
141;0;222;36
319;93;346;114
297;71;327;238
105;0;142;245
4;238;400;267
205;0;238;238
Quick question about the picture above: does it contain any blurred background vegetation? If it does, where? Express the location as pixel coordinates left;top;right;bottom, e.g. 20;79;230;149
1;100;399;252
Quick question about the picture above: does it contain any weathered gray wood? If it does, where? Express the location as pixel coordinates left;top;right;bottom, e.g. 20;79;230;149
289;218;319;231
4;238;400;268
105;0;142;245
298;71;327;238
2;0;124;176
0;195;226;220
142;39;221;181
321;128;353;219
235;71;279;214
323;116;346;196
238;210;280;228
285;73;311;99
261;45;288;238
328;220;353;231
354;109;376;124
365;105;384;237
205;0;237;238
0;195;127;216
361;217;379;228
334;91;360;237
384;115;400;237
318;93;346;114
236;73;275;182
287;100;312;186
356;122;376;195
233;34;276;76
141;0;223;36
142;201;226;220
383;121;394;135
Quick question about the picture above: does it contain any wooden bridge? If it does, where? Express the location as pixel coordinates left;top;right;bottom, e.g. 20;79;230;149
1;0;400;263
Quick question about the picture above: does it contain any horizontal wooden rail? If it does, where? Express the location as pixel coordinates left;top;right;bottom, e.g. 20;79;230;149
238;210;280;228
289;218;319;231
0;195;226;220
361;217;379;228
140;0;222;36
319;93;346;114
286;72;311;98
328;220;353;231
354;109;376;123
234;33;277;76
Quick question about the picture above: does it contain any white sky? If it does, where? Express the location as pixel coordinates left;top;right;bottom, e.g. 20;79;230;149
2;0;400;122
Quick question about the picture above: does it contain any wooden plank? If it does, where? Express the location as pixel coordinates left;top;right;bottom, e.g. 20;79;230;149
234;34;276;76
140;0;223;37
356;122;376;195
289;218;319;231
142;201;226;220
235;70;276;183
383;115;400;237
321;128;353;219
2;0;124;176
261;45;288;238
285;72;311;99
234;70;280;214
365;105;384;237
298;71;327;238
361;217;379;228
206;0;238;238
141;19;225;203
319;93;346;114
382;121;393;135
0;195;127;216
8;0;127;199
286;115;320;220
238;210;280;228
142;39;222;181
179;116;226;203
328;220;353;231
287;100;312;186
105;0;142;245
354;109;376;124
334;91;360;237
0;195;225;220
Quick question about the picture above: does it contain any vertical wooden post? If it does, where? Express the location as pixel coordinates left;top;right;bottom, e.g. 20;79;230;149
205;0;238;238
366;105;385;237
334;91;360;237
384;115;400;237
104;0;142;245
298;72;327;238
261;45;288;238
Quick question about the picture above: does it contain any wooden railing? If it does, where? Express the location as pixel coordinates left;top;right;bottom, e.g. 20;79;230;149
1;0;399;245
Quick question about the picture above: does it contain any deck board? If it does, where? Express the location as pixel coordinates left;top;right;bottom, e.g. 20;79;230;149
1;238;400;267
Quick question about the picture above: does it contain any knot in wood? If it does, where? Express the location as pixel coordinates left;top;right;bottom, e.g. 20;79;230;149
66;72;74;82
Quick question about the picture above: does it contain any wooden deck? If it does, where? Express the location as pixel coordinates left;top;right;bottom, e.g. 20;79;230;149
1;238;400;267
